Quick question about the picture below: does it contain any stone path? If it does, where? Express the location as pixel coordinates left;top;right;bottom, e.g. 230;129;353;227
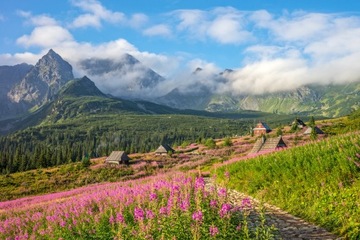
205;178;340;240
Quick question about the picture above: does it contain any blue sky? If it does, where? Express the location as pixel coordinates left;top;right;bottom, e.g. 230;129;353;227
1;0;360;96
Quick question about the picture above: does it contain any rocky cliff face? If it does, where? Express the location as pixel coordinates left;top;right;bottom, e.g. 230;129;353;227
0;63;33;119
8;49;74;106
0;50;74;120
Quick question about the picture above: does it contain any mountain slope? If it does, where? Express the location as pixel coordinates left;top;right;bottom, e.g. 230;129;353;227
157;79;360;117
0;63;33;118
8;49;74;107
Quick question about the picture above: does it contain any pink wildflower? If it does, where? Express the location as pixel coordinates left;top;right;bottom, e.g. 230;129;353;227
116;213;125;224
149;193;157;201
134;207;145;221
209;225;219;236
179;198;190;211
210;199;218;209
218;188;227;198
195;177;205;189
219;203;232;218
59;220;66;228
146;210;155;219
241;198;252;209
159;207;167;215
192;210;203;222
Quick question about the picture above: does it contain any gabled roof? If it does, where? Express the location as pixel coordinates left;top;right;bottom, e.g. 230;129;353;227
304;126;324;135
292;118;306;127
249;136;287;154
155;144;174;153
106;151;130;162
253;122;272;131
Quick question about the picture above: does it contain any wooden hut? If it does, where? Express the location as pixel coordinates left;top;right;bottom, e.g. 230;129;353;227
291;118;306;129
253;122;272;136
304;126;324;135
106;151;130;164
155;144;174;156
249;136;287;154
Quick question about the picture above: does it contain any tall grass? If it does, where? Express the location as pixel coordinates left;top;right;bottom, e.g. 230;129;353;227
215;133;360;238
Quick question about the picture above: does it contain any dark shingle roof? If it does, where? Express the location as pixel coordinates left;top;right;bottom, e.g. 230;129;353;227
249;136;287;154
155;144;174;154
304;126;324;135
106;151;130;162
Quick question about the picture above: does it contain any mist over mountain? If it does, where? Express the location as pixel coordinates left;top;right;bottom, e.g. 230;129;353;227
76;54;165;99
0;49;359;121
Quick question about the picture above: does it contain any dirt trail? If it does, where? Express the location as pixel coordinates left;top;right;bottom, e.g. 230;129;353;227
205;178;340;240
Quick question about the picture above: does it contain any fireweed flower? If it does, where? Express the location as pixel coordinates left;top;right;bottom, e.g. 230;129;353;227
159;207;167;215
195;177;205;189
149;193;157;201
116;213;125;224
241;198;252;209
219;203;232;218
192;210;203;222
210;199;218;209
134;207;145;221
209;225;219;236
146;210;155;219
218;188;227;198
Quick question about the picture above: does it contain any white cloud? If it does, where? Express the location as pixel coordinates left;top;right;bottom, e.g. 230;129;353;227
70;0;124;28
16;25;73;48
128;13;148;29
0;52;42;65
172;7;253;44
17;11;58;26
225;57;308;95
143;24;172;37
71;13;101;28
207;14;252;44
252;11;332;42
174;9;208;40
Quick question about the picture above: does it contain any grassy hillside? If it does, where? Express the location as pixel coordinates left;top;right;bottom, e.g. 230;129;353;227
215;132;360;238
0;160;134;201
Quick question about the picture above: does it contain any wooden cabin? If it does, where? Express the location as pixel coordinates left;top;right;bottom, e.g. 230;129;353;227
155;144;174;156
106;151;130;164
249;136;287;154
304;126;325;135
253;122;272;136
291;118;306;129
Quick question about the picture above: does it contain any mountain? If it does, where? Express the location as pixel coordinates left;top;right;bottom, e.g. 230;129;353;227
78;54;165;96
58;76;106;98
155;68;360;117
156;85;212;110
8;49;74;107
0;63;33;119
0;49;74;120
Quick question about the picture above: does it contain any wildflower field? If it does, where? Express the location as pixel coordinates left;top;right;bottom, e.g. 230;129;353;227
216;132;360;238
0;172;275;239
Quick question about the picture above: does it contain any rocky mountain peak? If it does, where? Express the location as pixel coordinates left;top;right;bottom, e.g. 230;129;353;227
8;49;74;107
